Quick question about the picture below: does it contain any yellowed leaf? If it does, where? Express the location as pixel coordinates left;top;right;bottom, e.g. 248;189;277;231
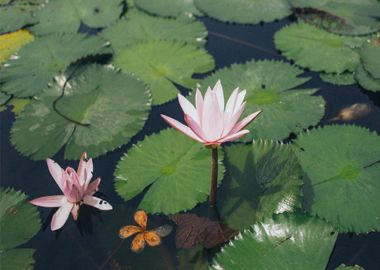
0;29;34;64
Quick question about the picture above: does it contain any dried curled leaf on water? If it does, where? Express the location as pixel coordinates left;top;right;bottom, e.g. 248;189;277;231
170;213;238;249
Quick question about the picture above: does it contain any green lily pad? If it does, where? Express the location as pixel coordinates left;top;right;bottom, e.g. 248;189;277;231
199;60;325;141
219;141;303;230
320;72;356;86
274;22;367;73
100;10;207;53
177;246;209;270
0;33;111;97
211;213;337;270
194;0;291;24
113;40;215;105
355;64;380;92
135;0;202;17
114;128;225;214
0;4;38;34
31;0;123;35
360;38;380;80
335;265;365;270
11;64;151;160
289;0;380;35
0;188;41;270
293;125;380;233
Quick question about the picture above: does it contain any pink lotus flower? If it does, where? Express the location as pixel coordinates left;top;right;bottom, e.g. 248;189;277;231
161;80;261;146
30;153;112;231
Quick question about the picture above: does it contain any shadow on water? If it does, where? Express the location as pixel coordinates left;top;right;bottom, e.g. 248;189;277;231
1;14;380;270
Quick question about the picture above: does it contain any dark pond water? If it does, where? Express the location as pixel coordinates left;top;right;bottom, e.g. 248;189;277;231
1;16;380;270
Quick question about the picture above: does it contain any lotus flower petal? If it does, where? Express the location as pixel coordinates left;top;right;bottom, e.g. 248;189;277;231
51;201;73;231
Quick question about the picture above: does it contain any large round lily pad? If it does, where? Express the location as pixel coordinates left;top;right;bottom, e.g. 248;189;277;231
0;188;41;270
199;60;325;141
219;141;303;230
11;64;151;160
113;40;215;105
274;22;367;73
135;0;202;17
100;9;207;53
31;0;124;35
114;128;225;214
293;125;380;233
195;0;291;24
211;213;337;270
0;33;111;97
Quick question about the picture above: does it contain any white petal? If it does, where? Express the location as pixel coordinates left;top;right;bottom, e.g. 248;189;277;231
178;94;199;124
161;114;204;143
51;201;73;231
213;80;224;112
83;195;112;211
225;87;239;118
201;90;223;141
218;130;250;144
229;110;262;135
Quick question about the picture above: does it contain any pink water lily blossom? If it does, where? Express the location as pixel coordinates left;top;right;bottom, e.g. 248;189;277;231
30;153;112;231
161;80;262;146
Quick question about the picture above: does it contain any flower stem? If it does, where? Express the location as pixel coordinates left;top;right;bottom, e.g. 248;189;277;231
209;147;218;206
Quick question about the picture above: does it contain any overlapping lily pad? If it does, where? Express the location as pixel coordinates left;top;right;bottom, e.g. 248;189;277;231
274;22;367;73
199;60;325;141
135;0;202;17
0;3;39;34
0;29;34;64
101;10;207;52
320;72;356;86
113;40;214;105
335;265;365;270
355;64;380;92
290;0;380;35
219;141;303;230
293;125;380;233
114;128;224;214
0;188;41;270
31;0;124;35
360;38;380;80
11;64;151;160
195;0;291;24
0;33;111;97
211;213;337;270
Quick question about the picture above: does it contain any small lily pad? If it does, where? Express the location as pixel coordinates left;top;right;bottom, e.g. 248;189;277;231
195;0;291;24
0;188;41;270
114;128;224;214
100;10;207;53
11;64;151;160
335;265;365;270
211;213;337;270
274;22;367;73
355;64;380;92
0;33;111;97
135;0;202;17
199;60;325;141
0;29;34;64
320;72;356;86
31;0;124;35
0;3;38;34
360;38;380;80
219;141;303;230
290;0;380;35
293;125;380;233
113;40;215;105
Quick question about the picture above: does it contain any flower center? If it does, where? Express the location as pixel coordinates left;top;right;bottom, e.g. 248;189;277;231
161;164;176;176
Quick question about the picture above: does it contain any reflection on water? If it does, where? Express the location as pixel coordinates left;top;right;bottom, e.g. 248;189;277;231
1;15;380;270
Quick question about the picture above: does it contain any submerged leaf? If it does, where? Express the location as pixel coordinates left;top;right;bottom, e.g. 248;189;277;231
320;72;356;86
11;65;150;160
219;141;303;230
113;40;214;105
135;0;202;17
199;60;325;140
0;29;34;64
31;0;124;35
274;22;367;73
0;33;111;97
101;10;207;52
293;125;380;233
195;0;291;24
211;213;337;270
170;213;237;249
114;128;224;214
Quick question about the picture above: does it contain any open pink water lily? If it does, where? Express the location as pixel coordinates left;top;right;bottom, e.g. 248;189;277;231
30;153;112;231
161;80;261;146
